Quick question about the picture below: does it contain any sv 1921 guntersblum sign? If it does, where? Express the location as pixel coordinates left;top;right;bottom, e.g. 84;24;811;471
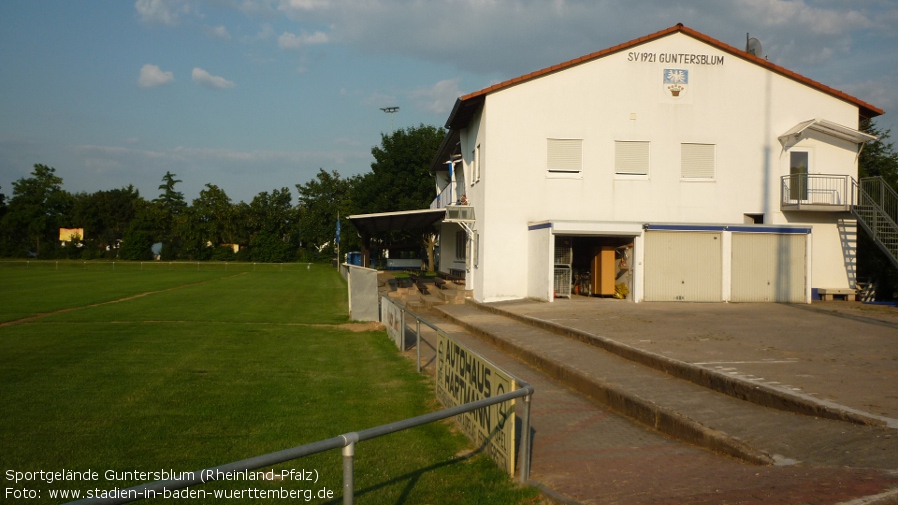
628;51;724;65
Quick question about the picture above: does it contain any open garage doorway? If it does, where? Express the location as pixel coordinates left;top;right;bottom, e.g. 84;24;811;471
555;235;635;299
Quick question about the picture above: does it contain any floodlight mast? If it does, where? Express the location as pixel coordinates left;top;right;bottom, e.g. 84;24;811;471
380;106;399;133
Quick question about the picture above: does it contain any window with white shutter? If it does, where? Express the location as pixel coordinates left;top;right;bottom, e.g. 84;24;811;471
681;143;715;179
614;141;650;176
547;138;582;177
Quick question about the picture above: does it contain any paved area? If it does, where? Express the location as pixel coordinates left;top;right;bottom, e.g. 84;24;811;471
489;299;898;421
392;298;898;504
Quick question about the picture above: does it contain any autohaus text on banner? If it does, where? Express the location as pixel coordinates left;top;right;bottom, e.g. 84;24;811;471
435;332;516;475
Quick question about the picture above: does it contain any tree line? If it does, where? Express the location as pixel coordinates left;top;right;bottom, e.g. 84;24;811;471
0;125;446;263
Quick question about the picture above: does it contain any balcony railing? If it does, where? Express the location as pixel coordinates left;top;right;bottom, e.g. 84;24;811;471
430;184;465;210
780;174;854;211
431;184;451;210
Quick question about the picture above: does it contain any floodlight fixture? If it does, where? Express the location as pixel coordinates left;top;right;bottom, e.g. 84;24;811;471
380;106;400;132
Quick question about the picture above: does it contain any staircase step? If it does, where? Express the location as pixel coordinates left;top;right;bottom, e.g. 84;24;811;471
435;302;898;469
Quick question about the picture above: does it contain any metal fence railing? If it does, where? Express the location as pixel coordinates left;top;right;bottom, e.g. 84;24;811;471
63;293;534;505
854;177;898;268
780;174;853;209
379;295;450;372
429;183;455;210
859;176;898;224
65;384;534;505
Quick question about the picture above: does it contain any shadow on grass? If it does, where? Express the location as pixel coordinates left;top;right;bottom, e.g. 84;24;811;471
321;411;536;504
321;433;527;505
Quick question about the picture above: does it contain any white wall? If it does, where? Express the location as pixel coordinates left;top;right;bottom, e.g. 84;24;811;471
527;224;553;301
461;31;862;301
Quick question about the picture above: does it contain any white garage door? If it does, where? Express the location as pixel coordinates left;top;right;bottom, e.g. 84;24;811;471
644;231;722;301
731;233;806;302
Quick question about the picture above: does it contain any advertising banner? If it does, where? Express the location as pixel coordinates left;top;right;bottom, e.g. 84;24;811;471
380;297;404;349
435;332;516;475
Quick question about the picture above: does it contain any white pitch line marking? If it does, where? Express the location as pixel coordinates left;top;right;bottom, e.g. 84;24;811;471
695;360;799;365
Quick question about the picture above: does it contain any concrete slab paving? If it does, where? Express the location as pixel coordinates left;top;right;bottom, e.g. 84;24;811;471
489;299;898;421
391;299;898;504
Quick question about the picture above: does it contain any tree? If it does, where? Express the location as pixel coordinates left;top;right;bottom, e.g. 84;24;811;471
858;119;898;184
352;124;445;215
349;124;445;264
153;171;187;259
119;198;158;261
244;188;298;262
70;186;144;258
191;184;238;247
154;171;186;211
296;169;356;260
1;164;71;257
857;119;898;299
0;185;6;220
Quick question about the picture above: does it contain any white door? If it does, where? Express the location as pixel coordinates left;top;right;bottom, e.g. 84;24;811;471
731;233;806;302
644;231;722;301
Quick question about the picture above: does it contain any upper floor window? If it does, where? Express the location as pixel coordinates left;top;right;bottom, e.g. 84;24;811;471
681;143;715;180
615;141;650;176
547;138;583;177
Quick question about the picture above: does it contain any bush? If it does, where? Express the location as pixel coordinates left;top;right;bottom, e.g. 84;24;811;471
211;245;236;262
120;228;154;261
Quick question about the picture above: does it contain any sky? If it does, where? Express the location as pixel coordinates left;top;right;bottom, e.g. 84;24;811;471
1;0;896;205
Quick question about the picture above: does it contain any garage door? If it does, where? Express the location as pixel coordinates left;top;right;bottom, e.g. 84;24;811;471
731;233;806;302
644;231;722;301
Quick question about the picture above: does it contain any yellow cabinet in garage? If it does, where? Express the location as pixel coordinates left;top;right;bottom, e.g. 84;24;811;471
591;246;616;296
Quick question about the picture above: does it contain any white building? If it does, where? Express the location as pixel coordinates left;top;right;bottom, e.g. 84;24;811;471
352;24;884;304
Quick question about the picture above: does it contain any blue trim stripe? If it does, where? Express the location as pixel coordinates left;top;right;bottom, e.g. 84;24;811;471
528;222;553;231
644;224;726;232
645;224;811;234
726;226;811;234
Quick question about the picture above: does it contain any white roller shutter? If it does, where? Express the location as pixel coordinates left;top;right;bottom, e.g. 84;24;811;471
681;143;715;179
731;233;806;302
615;141;650;175
547;138;582;174
644;231;722;301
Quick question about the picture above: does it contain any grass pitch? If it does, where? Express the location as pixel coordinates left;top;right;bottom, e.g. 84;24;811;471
0;262;538;504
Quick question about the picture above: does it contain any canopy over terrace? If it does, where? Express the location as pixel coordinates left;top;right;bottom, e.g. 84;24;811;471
348;208;447;268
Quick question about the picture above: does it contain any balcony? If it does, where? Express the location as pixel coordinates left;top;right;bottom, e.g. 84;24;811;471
430;184;465;210
780;174;854;212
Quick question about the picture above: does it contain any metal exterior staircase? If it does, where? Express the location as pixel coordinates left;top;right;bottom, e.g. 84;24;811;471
852;177;898;269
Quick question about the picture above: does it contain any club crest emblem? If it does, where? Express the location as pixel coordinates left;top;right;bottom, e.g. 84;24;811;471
664;69;688;97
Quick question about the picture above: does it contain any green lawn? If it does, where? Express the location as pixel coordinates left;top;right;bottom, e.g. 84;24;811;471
0;263;537;504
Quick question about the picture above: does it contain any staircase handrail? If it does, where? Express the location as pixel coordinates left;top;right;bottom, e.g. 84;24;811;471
858;176;898;226
852;176;898;270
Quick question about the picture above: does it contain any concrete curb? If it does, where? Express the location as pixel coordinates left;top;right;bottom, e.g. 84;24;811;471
435;304;775;466
836;487;898;505
467;299;887;428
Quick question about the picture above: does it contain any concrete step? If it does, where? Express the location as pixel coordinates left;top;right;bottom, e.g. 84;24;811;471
436;287;469;304
434;302;898;469
419;294;444;308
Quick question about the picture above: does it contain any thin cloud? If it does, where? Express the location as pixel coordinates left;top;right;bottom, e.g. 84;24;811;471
134;0;188;26
278;31;330;50
192;68;236;89
138;64;175;88
277;0;330;13
205;25;232;40
410;79;461;114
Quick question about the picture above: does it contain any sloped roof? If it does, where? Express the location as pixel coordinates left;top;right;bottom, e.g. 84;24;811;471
445;23;882;130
